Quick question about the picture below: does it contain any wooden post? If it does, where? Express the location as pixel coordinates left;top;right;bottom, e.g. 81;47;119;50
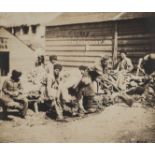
113;22;118;67
11;27;14;35
20;26;23;36
34;102;39;113
29;25;32;36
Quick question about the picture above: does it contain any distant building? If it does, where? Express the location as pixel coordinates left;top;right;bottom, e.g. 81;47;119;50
6;24;45;50
0;27;35;76
0;13;60;51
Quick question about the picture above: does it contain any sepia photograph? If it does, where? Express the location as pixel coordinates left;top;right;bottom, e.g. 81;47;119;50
1;12;155;143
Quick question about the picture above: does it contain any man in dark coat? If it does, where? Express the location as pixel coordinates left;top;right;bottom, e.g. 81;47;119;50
137;53;155;75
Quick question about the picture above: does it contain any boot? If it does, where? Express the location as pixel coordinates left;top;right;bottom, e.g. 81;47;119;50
56;113;68;122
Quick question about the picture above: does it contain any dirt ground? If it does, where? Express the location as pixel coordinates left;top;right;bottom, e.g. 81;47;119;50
0;102;155;143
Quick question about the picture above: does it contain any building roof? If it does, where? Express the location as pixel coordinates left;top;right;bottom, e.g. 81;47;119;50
1;12;155;28
0;13;60;27
46;12;155;26
46;12;120;26
118;12;155;20
0;27;35;51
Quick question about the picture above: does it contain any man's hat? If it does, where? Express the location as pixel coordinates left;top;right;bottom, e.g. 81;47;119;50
79;65;88;71
54;64;62;71
49;55;57;61
101;55;110;61
12;70;22;78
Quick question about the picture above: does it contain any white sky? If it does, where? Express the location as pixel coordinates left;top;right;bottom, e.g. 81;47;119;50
0;13;61;26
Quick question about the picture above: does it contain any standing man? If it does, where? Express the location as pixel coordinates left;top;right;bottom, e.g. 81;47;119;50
46;55;58;76
34;55;48;100
0;70;28;119
115;52;134;90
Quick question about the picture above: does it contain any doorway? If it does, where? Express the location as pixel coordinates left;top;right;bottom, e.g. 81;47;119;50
0;52;9;76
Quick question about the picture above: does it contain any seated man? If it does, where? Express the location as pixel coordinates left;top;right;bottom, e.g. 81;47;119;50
0;70;28;119
114;52;134;91
116;51;134;73
45;55;57;75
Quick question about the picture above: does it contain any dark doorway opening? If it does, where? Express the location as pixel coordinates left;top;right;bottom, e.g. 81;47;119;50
0;52;9;76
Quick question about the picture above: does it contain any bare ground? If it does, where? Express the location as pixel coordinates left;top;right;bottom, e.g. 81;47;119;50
0;102;155;143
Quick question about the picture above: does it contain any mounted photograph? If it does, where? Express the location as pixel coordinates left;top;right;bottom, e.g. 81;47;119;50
0;12;155;142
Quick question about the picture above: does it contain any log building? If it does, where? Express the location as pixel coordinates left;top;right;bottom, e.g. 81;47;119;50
45;12;155;68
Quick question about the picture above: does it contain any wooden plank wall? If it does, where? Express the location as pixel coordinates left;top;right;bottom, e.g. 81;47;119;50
45;18;155;69
45;22;114;68
117;18;155;64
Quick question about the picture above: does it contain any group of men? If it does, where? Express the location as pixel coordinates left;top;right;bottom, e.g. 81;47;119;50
1;51;155;121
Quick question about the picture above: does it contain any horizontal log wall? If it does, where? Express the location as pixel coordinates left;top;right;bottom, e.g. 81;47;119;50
45;22;114;68
45;18;155;68
117;18;155;64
